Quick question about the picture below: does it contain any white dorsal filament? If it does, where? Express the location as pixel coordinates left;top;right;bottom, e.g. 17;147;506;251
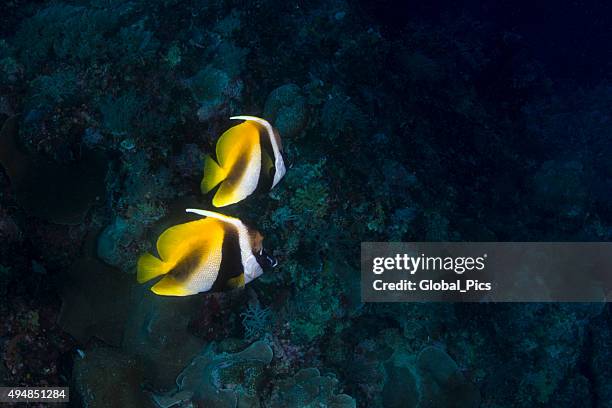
230;115;286;187
185;208;242;228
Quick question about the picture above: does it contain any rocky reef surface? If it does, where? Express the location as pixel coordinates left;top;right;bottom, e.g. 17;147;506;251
0;0;611;407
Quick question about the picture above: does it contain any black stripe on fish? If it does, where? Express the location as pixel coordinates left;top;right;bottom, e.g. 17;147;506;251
256;127;276;193
211;223;244;292
169;250;203;283
225;151;252;192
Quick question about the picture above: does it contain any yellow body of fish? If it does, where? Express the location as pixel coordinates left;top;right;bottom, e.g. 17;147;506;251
201;116;285;207
137;210;262;296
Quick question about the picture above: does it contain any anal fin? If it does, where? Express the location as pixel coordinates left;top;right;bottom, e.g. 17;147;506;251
151;275;190;296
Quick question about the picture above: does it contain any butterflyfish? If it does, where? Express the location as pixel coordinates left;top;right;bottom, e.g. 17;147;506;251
137;209;277;296
201;116;286;207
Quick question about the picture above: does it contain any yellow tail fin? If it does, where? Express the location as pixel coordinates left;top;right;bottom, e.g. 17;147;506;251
137;253;171;283
201;155;227;194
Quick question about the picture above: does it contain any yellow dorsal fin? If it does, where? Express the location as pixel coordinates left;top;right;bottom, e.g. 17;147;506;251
156;219;224;262
216;121;259;168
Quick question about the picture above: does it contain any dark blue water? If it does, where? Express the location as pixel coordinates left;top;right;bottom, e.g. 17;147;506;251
0;1;611;407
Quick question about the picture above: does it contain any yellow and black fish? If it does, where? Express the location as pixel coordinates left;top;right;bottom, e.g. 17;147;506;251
201;116;286;207
137;209;276;296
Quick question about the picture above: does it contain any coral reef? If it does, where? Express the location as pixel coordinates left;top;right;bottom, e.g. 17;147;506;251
154;340;273;408
264;84;308;139
73;347;153;407
189;66;243;122
414;346;480;408
269;367;356;408
0;0;611;406
241;302;272;342
122;288;206;388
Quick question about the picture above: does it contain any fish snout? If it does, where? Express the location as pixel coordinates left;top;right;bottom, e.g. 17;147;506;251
255;248;278;270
